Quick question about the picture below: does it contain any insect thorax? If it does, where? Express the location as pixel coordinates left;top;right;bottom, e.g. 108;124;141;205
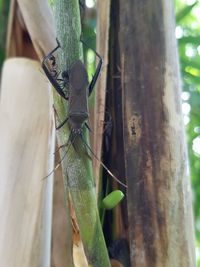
68;112;88;131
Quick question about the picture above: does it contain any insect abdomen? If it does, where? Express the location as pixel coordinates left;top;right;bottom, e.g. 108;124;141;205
68;60;89;130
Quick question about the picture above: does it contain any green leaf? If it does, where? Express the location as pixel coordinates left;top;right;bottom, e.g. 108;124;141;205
178;36;200;46
181;59;200;70
176;1;198;23
183;70;200;85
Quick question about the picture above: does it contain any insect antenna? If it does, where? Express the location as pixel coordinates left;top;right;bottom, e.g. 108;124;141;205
80;135;127;188
43;131;76;179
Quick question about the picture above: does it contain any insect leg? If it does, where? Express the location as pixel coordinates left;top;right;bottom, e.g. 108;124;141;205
43;130;79;180
52;105;69;130
42;39;61;69
56;117;69;130
42;40;68;100
80;39;103;96
43;130;75;179
85;122;92;132
45;38;61;59
88;53;103;96
80;134;127;188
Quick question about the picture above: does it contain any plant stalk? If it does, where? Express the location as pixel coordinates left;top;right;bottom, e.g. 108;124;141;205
53;1;111;266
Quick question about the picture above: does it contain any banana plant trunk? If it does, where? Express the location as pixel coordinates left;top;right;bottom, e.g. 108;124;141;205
107;1;196;266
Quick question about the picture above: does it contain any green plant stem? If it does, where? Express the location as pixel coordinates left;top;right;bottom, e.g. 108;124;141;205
53;1;111;266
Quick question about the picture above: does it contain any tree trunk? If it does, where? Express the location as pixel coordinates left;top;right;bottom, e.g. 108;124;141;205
107;1;196;266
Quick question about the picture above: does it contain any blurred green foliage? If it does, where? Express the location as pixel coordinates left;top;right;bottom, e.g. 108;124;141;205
175;0;200;264
0;0;10;70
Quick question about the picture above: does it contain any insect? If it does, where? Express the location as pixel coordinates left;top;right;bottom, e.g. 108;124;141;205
42;38;127;188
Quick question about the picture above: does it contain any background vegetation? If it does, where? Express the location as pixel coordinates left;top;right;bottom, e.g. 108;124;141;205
175;0;200;264
82;3;200;263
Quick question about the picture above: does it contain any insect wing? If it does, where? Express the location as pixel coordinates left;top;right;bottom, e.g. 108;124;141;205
68;60;89;125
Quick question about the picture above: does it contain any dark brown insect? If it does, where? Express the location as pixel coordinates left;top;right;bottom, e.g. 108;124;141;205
42;39;127;188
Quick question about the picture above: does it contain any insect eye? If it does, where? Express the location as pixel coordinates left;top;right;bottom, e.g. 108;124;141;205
62;71;69;79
